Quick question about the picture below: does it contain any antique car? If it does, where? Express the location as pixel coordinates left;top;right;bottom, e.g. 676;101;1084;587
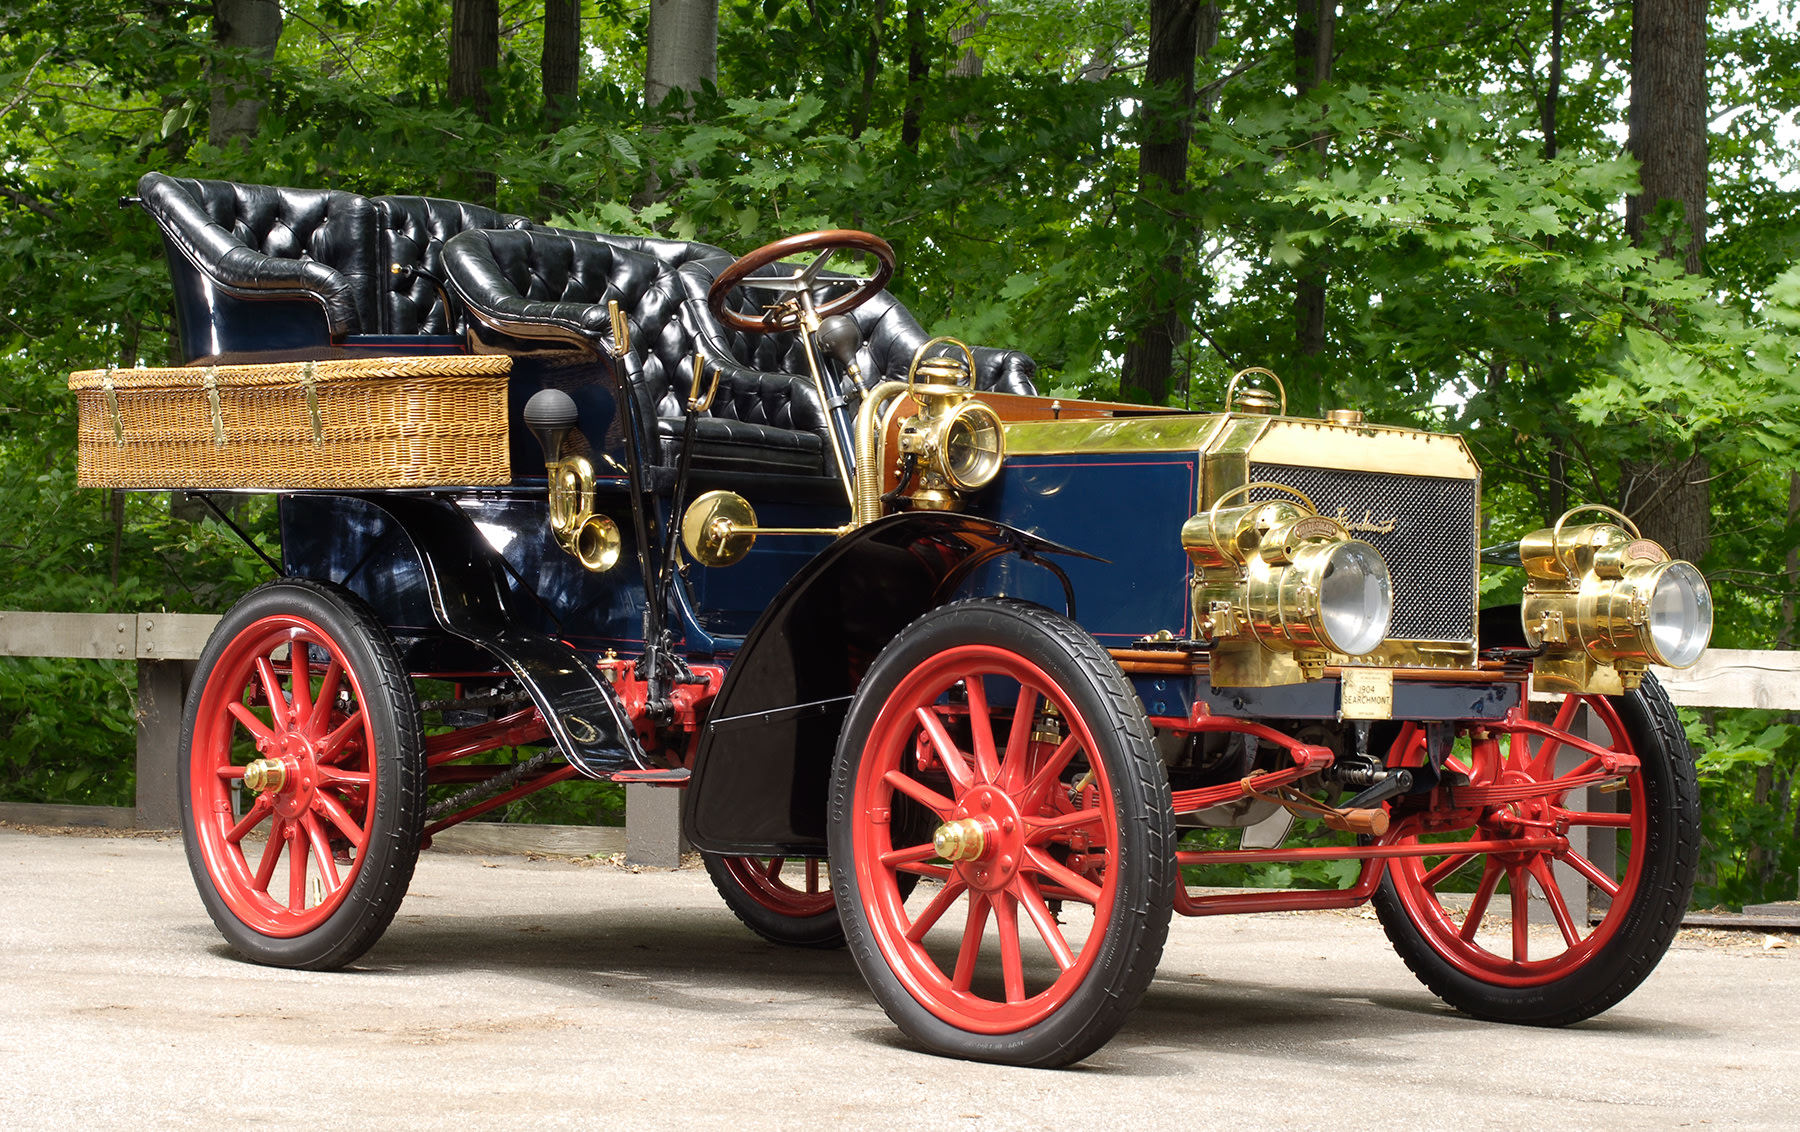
69;172;1713;1067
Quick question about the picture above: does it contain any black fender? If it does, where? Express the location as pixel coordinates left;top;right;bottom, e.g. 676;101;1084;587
683;511;1093;855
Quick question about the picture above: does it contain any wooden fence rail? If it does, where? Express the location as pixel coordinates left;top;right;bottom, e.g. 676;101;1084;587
3;611;1796;865
0;610;678;863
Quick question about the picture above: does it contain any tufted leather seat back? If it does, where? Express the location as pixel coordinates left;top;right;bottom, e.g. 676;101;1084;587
444;228;833;475
375;196;532;334
679;257;1039;397
139;173;377;336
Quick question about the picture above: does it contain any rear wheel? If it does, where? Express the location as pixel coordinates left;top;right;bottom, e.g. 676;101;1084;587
179;580;425;970
1373;674;1698;1025
703;853;844;948
829;599;1175;1067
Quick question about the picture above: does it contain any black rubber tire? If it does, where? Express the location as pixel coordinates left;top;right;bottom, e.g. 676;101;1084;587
828;598;1176;1067
1372;672;1699;1025
178;579;426;970
703;853;847;949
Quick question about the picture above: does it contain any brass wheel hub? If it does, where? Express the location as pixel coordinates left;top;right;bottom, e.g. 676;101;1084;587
245;728;321;820
934;785;1025;892
933;818;987;863
241;758;287;795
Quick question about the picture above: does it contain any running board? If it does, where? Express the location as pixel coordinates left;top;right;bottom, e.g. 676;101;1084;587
609;768;692;785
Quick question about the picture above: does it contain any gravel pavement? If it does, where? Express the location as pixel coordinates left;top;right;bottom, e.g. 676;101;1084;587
1;824;1795;1131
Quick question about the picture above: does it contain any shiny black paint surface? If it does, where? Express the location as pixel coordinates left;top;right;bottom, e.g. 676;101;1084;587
166;236;334;364
683;513;1086;856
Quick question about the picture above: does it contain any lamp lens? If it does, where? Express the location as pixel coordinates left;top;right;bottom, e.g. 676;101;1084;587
944;406;1003;490
1649;561;1712;668
1319;541;1392;655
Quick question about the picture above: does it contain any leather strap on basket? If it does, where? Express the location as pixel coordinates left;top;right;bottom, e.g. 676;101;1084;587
201;366;225;445
101;366;123;446
300;360;323;444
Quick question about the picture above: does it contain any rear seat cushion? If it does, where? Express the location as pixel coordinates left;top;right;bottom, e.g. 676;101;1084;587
375;196;532;334
137;172;377;336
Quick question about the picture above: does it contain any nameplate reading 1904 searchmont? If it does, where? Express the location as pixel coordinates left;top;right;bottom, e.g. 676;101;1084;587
1339;667;1394;720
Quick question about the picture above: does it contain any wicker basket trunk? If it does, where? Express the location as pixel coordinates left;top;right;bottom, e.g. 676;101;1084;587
69;355;512;489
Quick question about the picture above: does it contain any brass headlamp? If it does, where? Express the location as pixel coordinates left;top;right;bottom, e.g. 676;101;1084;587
1184;483;1394;686
1519;505;1713;694
895;337;1005;511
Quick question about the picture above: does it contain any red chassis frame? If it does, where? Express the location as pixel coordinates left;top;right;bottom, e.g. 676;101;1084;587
416;658;724;843
420;660;1633;930
1148;687;1638;919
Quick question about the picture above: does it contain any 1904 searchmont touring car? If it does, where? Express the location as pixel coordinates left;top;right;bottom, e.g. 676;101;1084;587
68;172;1714;1067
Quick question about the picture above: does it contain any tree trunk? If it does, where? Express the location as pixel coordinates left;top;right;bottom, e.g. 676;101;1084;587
209;0;282;148
1620;455;1711;564
1542;0;1563;161
850;0;886;140
1621;1;1709;564
539;0;581;215
448;0;500;203
901;0;928;152
1783;471;1800;649
1290;0;1334;368
645;0;718;108
950;0;988;78
1119;0;1219;405
543;0;580;130
1626;0;1707;273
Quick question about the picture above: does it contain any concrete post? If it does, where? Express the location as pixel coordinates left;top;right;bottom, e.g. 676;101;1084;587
134;659;188;829
1548;702;1593;927
625;783;688;867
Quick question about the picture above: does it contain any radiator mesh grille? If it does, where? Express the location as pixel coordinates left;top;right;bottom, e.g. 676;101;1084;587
1248;463;1477;643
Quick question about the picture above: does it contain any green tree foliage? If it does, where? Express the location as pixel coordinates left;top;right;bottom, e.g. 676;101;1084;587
2;0;1799;887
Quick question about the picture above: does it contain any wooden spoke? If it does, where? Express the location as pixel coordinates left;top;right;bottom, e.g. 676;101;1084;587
965;678;1001;785
904;879;970;943
882;769;955;818
916;706;975;795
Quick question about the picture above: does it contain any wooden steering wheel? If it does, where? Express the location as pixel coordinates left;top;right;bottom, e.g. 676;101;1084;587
707;229;897;334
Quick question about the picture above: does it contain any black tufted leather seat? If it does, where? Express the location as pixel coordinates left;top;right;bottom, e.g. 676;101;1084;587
374;196;533;335
684;262;1039;397
442;228;830;477
140;172;378;336
553;226;1038;398
139;171;1035;479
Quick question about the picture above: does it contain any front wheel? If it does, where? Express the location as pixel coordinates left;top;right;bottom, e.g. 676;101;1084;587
178;580;426;970
829;599;1175;1067
1373;674;1699;1025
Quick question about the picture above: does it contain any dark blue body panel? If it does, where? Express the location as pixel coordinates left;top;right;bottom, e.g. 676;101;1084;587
966;452;1197;642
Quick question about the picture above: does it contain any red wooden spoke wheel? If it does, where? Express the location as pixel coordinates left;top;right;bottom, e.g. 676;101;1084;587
1373;675;1698;1025
703;853;845;948
830;599;1174;1067
179;580;425;970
